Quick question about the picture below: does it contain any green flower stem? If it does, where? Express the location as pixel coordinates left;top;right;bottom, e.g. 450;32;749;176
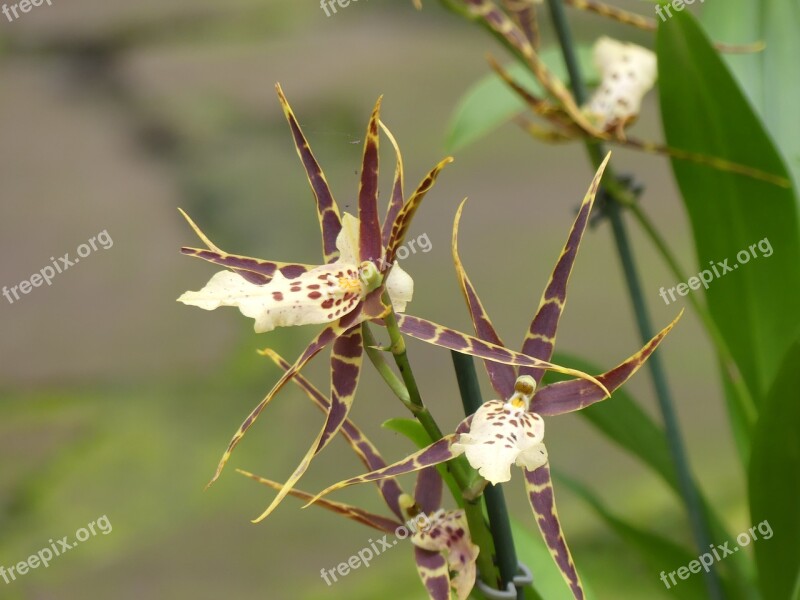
452;350;525;600
379;295;500;589
544;1;723;598
362;323;411;406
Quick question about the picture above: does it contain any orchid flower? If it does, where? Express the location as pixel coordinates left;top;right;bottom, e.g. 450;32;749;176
583;36;657;135
302;156;683;599
238;350;477;600
177;84;452;516
177;85;610;523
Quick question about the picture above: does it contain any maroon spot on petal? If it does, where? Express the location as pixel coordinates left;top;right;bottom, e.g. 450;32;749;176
307;284;320;290
290;286;302;292
321;298;335;309
308;291;322;300
272;292;284;301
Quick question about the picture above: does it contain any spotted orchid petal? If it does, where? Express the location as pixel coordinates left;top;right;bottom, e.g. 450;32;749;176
452;199;516;399
251;326;365;523
452;376;547;485
412;508;480;600
525;463;584;600
520;154;610;385
237;470;401;534
583;37;657;132
261;347;405;520
207;289;387;486
533;309;683;416
396;315;610;396
359;97;383;263
178;214;394;333
275;84;342;263
384;156;454;264
304;435;460;507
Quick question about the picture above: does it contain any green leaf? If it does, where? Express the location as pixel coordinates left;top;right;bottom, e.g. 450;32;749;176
555;472;710;600
444;46;596;153
656;12;800;411
700;0;800;191
748;338;800;600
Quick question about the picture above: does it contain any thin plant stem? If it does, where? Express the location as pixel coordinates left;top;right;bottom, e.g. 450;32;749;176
379;293;501;589
452;351;525;599
544;1;724;598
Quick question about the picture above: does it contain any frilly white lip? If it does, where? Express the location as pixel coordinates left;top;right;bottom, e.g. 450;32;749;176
452;398;547;485
583;36;657;130
178;213;414;333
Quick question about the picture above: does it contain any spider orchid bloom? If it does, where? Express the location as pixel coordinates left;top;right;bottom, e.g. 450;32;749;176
177;83;454;512
583;36;657;134
238;350;477;600
303;157;683;600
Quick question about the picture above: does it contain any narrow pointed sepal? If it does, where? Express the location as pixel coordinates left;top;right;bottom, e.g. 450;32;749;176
178;209;310;285
260;347;405;520
303;435;460;507
180;247;312;285
379;120;405;247
385;156;454;263
251;327;364;523
275;83;342;263
524;463;584;600
396;314;610;396
237;470;400;534
414;466;443;516
207;309;371;488
359;97;383;263
532;309;682;416
520;154;610;385
452;199;516;398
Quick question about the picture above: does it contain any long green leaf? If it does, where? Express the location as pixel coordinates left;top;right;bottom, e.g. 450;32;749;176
656;12;800;414
748;339;800;600
700;0;800;191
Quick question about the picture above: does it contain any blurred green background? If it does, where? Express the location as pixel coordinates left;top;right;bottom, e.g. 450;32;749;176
1;1;747;598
